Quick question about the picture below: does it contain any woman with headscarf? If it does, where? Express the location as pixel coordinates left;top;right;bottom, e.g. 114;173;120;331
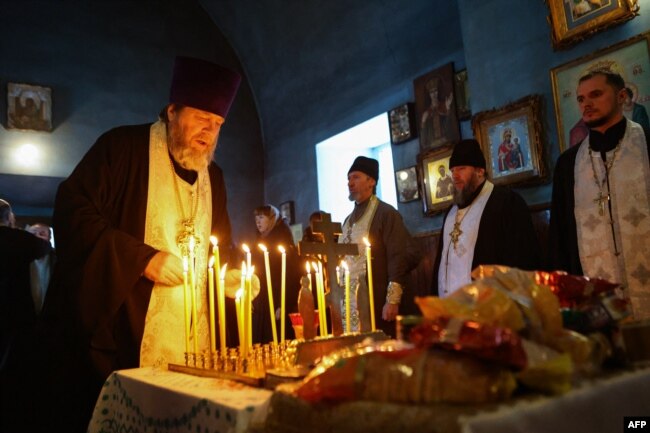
251;205;302;344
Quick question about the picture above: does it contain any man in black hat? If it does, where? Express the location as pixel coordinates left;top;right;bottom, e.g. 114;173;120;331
339;156;419;337
432;139;540;297
34;56;242;432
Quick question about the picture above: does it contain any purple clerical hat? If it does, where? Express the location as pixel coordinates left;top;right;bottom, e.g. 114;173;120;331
169;56;242;118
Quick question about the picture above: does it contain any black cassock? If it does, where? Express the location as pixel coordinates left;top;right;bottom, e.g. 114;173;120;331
432;183;541;296
37;123;236;432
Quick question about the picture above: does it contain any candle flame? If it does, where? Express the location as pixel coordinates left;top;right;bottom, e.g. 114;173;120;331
278;245;286;254
210;235;218;246
242;243;250;253
363;237;371;247
183;256;189;272
235;288;244;300
208;256;215;268
189;236;195;251
305;262;311;274
311;261;318;273
342;261;349;271
258;243;267;252
220;264;228;279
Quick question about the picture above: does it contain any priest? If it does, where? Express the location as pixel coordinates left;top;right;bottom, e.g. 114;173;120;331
548;69;650;320
37;56;241;433
339;156;420;336
432;139;540;297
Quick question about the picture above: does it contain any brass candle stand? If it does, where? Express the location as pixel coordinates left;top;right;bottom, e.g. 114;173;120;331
168;331;388;388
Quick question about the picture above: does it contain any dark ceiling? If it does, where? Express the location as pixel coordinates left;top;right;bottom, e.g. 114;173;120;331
198;0;462;145
2;0;462;221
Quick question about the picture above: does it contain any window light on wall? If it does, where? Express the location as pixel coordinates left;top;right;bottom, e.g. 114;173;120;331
315;113;397;224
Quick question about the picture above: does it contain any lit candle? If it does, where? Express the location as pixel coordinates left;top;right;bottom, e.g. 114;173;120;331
363;237;376;332
259;244;278;345
240;261;246;294
317;260;327;337
312;262;326;337
189;237;198;353
208;257;216;353
240;262;247;354
183;257;191;355
278;245;286;343
210;236;221;285
218;264;228;353
342;261;351;333
242;243;252;272
246;265;254;350
235;288;244;355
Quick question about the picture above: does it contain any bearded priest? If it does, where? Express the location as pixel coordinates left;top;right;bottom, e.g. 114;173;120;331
34;56;241;433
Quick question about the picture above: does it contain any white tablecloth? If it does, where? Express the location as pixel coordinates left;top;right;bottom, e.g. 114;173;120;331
461;367;650;433
87;367;272;433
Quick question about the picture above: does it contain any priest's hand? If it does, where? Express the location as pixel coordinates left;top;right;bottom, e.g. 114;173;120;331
382;302;399;321
144;251;184;286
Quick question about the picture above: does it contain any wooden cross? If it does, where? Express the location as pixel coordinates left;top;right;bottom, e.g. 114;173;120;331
594;191;609;216
299;212;359;336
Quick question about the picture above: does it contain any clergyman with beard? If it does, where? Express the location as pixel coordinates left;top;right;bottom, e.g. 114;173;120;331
431;139;540;298
548;69;650;321
35;56;241;432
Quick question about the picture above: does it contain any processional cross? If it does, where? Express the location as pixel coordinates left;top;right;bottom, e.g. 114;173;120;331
299;212;359;336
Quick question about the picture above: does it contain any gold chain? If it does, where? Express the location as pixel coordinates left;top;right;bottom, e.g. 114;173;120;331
168;152;199;251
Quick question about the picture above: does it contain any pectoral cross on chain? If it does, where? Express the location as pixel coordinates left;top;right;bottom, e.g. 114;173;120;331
449;222;462;250
594;191;609;216
177;219;198;256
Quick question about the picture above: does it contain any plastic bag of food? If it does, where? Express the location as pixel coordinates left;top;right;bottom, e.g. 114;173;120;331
294;339;516;404
409;316;527;369
516;339;573;395
417;266;563;346
471;266;563;343
415;285;526;333
533;271;620;308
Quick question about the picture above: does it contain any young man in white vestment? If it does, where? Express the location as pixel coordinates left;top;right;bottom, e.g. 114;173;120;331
549;69;650;321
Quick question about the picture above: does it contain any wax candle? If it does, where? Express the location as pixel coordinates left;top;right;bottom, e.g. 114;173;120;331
183;257;191;355
189;237;198;353
312;262;326;337
210;236;221;285
240;261;246;295
259;244;278;345
278;246;286;343
235;288;244;356
246;265;254;350
342;261;351;333
242;243;252;272
317;260;327;337
208;257;216;353
363;237;376;332
239;262;247;354
218;264;227;353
